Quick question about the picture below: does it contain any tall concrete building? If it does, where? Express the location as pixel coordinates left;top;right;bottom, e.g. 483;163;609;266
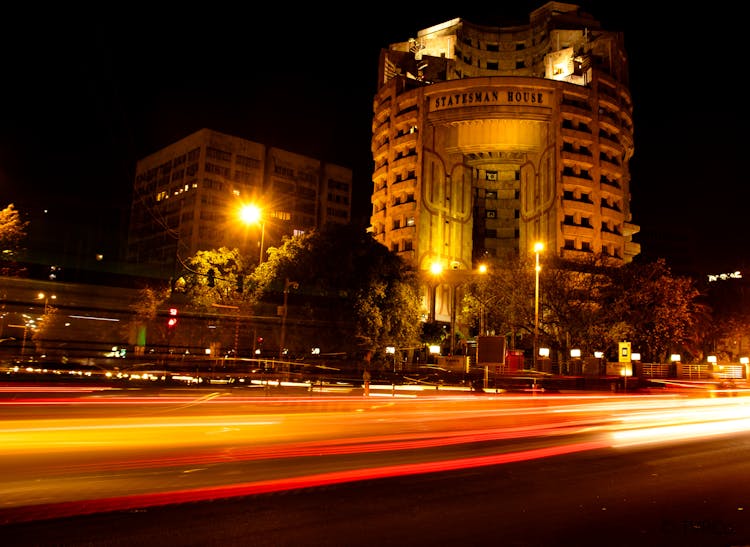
127;128;353;278
370;2;639;323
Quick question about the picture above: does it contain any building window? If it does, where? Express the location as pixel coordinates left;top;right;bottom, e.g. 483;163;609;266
205;163;230;178
206;147;232;162
486;210;497;219
485;190;497;199
486;171;498;181
236;155;260;169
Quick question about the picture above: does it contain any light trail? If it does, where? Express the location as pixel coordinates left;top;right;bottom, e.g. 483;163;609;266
0;439;609;525
3;390;750;526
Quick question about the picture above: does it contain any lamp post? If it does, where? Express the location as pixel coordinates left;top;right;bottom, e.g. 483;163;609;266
37;292;56;314
533;242;544;371
239;204;265;264
279;278;299;360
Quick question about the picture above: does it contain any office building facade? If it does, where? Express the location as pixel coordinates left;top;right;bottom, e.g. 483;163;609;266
127;128;353;279
370;2;640;322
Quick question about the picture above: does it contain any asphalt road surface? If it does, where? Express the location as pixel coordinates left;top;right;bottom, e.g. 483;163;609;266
2;384;750;546
3;432;750;546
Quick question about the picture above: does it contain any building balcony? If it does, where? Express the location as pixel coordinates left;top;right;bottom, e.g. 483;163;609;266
389;225;417;239
373;162;389;180
560;102;593;118
561;223;594;238
561;150;594;168
562;199;595;215
622;222;641;237
600;207;625;224
394;130;417;145
561;127;593;142
601;230;622;245
562;174;596;191
390;199;417;213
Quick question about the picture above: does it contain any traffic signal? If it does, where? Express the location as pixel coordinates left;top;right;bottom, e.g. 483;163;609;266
236;274;244;293
207;268;215;287
167;307;178;329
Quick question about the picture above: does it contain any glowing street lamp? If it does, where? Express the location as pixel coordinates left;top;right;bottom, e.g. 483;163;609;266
37;292;56;314
533;242;544;371
239;204;265;264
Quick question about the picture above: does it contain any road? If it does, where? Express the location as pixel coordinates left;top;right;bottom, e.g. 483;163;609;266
1;383;750;545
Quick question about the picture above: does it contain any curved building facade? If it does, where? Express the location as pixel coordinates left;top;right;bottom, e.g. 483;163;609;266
370;2;639;326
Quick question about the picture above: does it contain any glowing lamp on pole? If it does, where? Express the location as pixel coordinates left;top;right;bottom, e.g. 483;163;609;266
239;204;265;265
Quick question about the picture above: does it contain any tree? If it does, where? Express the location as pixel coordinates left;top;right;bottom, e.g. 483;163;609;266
540;255;614;362
257;224;422;361
461;254;535;349
30;302;58;355
182;247;259;310
126;285;172;353
0;204;29;276
608;259;704;363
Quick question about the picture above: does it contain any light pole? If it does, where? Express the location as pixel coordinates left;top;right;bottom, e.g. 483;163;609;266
37;292;56;314
239;204;265;264
533;242;544;371
279;278;299;360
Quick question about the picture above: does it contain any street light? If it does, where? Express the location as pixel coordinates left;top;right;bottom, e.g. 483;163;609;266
279;278;299;360
37;292;56;314
239;204;265;264
533;242;544;371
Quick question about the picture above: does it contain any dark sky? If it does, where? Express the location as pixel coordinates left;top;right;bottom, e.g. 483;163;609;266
1;3;747;277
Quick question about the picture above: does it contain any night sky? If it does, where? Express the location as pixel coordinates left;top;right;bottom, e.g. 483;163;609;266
1;3;746;278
